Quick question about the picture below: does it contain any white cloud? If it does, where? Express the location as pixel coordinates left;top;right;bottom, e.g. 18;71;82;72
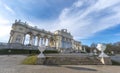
73;0;83;7
0;0;120;43
0;17;10;24
53;0;120;40
0;24;11;38
0;18;11;42
3;4;15;14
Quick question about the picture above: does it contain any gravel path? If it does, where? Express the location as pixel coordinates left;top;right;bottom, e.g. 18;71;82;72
0;55;120;73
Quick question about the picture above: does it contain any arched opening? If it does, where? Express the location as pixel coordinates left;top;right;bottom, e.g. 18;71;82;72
36;34;41;46
24;34;31;45
34;36;38;46
49;37;55;47
44;35;48;46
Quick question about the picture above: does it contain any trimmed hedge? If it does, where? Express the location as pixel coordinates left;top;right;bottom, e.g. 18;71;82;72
0;49;38;54
43;50;59;53
112;60;120;65
0;49;59;55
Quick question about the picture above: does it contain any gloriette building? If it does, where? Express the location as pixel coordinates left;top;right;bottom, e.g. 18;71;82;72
8;20;82;52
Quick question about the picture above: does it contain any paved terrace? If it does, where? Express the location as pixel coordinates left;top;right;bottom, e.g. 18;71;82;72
0;55;120;73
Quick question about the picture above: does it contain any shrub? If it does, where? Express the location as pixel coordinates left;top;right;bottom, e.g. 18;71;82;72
112;60;120;65
22;55;37;65
43;50;59;53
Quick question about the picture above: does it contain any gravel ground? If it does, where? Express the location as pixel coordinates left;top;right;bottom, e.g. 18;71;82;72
0;55;120;73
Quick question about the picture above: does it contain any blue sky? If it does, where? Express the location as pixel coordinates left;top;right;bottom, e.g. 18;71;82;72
0;0;120;46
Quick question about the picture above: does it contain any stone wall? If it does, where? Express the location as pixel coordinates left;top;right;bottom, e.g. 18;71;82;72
36;56;103;65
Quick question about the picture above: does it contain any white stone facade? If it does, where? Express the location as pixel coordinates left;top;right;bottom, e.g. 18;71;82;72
8;20;82;52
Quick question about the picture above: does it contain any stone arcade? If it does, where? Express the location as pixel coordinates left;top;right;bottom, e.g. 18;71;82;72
8;20;82;52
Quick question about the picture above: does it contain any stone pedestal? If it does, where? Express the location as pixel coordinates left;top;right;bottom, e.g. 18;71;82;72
38;45;46;58
100;57;112;65
96;44;112;65
36;58;45;65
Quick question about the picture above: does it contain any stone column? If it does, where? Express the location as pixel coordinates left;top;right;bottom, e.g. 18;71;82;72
40;38;42;46
67;39;69;48
29;35;33;45
53;40;55;47
8;34;12;43
37;37;40;46
47;38;50;46
45;38;48;46
22;34;26;45
65;38;67;48
62;38;64;48
33;36;36;45
44;38;46;46
8;31;14;43
41;38;43;45
42;38;44;45
54;40;56;48
29;35;31;44
10;36;14;43
67;38;69;48
39;37;41;46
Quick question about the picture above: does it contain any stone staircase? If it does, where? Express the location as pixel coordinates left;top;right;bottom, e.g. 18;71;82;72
36;54;103;65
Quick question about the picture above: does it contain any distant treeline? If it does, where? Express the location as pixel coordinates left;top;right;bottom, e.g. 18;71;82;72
83;42;120;54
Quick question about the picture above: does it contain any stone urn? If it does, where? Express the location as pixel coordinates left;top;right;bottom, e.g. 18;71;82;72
96;44;112;65
93;49;97;55
96;44;109;57
38;44;46;58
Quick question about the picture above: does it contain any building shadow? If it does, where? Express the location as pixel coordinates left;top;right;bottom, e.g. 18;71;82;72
65;66;97;71
42;65;98;72
44;64;61;67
